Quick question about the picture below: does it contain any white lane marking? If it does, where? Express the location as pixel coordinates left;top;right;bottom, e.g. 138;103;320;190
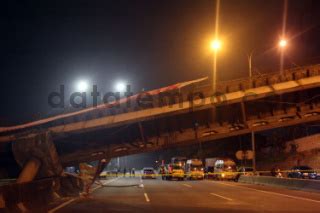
210;181;239;188
245;187;320;204
210;193;233;201
91;185;100;191
48;177;120;213
48;198;77;213
210;181;236;187
144;192;150;202
92;177;120;192
182;183;192;188
211;181;320;204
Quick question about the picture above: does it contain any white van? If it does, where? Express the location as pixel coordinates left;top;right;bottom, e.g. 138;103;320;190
213;158;237;180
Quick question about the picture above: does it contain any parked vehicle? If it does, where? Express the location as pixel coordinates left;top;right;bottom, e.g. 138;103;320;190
165;163;185;180
65;166;76;173
171;157;187;167
99;171;108;179
142;167;156;179
212;158;237;181
204;158;217;179
170;156;187;180
287;166;318;179
185;159;204;180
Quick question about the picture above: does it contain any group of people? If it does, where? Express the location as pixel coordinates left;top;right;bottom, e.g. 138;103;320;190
120;168;135;177
271;167;283;178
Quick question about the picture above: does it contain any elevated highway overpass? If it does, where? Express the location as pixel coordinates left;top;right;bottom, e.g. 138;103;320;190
0;64;320;179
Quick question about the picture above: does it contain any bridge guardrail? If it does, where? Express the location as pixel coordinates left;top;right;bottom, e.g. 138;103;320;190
214;63;320;93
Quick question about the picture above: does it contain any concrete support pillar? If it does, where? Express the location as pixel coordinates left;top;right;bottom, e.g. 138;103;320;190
0;193;5;208
15;158;41;212
81;158;110;197
17;158;41;184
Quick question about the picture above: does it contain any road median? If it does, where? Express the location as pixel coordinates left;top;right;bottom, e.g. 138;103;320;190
239;175;320;192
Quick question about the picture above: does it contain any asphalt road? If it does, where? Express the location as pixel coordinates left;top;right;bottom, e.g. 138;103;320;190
52;176;320;213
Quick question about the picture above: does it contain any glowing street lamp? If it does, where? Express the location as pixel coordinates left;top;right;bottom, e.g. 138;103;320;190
278;39;288;74
114;81;126;92
76;80;89;92
210;39;222;92
210;39;221;51
279;39;287;48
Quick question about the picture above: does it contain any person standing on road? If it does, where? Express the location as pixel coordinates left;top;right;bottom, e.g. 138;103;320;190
123;168;127;177
117;168;120;177
132;168;135;177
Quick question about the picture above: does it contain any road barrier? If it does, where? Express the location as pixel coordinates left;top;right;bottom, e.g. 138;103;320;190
238;175;320;192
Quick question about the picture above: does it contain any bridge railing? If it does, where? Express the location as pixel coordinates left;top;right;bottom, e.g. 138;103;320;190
213;64;320;93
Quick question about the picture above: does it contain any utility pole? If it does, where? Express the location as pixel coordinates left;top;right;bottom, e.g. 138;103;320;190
251;131;256;173
248;51;253;87
248;53;253;79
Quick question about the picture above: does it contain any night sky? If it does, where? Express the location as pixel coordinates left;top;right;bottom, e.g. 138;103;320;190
1;0;320;125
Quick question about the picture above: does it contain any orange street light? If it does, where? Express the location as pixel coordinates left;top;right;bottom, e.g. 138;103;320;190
279;39;287;48
210;39;221;51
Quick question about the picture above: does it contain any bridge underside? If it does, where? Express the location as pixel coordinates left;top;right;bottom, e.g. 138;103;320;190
56;86;320;166
1;65;320;177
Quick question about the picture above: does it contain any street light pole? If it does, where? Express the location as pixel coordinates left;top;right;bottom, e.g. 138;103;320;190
251;131;256;173
209;39;221;129
279;39;287;74
248;52;253;78
213;51;217;92
210;40;221;92
212;0;220;92
247;51;254;87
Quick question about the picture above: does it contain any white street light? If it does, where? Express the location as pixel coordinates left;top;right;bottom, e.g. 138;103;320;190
76;80;89;92
114;81;126;92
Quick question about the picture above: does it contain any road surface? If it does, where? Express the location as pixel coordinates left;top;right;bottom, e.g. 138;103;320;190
51;176;320;212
